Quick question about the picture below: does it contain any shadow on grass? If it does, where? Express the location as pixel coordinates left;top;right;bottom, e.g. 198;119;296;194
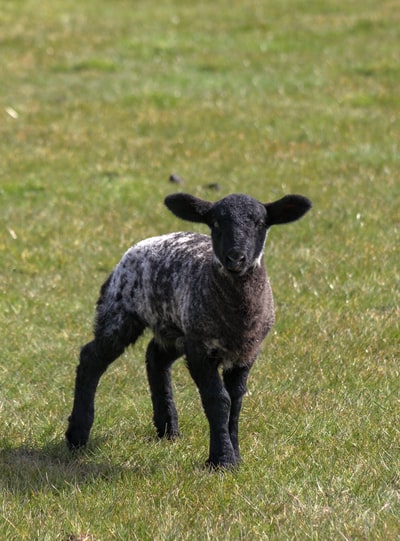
0;437;152;494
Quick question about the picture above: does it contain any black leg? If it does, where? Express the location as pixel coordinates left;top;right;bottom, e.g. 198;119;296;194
186;346;237;468
66;312;144;450
223;366;250;463
66;340;111;449
146;339;181;439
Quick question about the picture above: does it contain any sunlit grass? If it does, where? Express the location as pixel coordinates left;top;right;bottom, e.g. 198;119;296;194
1;0;399;539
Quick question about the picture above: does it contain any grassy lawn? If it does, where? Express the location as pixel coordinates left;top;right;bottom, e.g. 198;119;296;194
1;0;399;539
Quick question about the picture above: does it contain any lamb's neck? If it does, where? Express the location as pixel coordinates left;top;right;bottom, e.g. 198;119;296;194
210;259;268;307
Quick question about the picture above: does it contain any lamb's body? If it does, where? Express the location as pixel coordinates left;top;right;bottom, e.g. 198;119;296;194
66;191;311;468
100;232;274;369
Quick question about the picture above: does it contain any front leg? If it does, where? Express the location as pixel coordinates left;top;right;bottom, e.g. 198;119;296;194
223;365;250;463
186;345;237;469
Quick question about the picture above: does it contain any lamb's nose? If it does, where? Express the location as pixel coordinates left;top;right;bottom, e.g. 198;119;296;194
225;250;246;271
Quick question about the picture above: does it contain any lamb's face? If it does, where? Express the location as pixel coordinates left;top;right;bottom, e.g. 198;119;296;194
208;194;268;275
164;190;311;276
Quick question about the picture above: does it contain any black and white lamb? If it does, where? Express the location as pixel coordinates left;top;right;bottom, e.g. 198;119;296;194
66;191;311;468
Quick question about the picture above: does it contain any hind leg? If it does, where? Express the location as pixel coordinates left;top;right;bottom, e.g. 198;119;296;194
66;313;145;449
146;339;181;439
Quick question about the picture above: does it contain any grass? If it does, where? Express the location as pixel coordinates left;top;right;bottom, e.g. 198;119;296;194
0;0;399;539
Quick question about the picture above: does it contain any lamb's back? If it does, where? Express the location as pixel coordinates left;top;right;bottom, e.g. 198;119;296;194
110;232;211;329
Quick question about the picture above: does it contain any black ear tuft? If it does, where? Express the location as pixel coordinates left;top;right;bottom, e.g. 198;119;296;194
164;193;213;224
265;195;312;226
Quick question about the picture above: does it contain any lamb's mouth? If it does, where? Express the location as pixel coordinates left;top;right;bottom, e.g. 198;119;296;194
223;265;249;277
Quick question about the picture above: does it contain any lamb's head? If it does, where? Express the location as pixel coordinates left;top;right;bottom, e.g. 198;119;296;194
165;192;312;275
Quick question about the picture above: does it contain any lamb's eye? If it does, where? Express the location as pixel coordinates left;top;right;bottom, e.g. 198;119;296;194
256;219;265;229
213;220;219;229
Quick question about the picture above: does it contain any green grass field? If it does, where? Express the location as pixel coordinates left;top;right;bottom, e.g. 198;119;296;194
1;0;399;539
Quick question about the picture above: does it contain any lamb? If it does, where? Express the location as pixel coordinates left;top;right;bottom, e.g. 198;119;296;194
66;191;311;468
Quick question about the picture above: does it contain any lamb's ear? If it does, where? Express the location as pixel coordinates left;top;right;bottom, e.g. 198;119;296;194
164;193;213;224
265;195;312;226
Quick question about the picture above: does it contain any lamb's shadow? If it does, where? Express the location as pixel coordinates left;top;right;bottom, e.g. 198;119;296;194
0;438;145;494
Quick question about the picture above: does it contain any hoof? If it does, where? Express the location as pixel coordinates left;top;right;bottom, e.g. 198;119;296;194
65;425;89;451
156;424;181;440
205;458;238;471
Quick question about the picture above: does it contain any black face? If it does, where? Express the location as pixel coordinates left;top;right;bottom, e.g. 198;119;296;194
207;195;268;275
165;191;311;276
